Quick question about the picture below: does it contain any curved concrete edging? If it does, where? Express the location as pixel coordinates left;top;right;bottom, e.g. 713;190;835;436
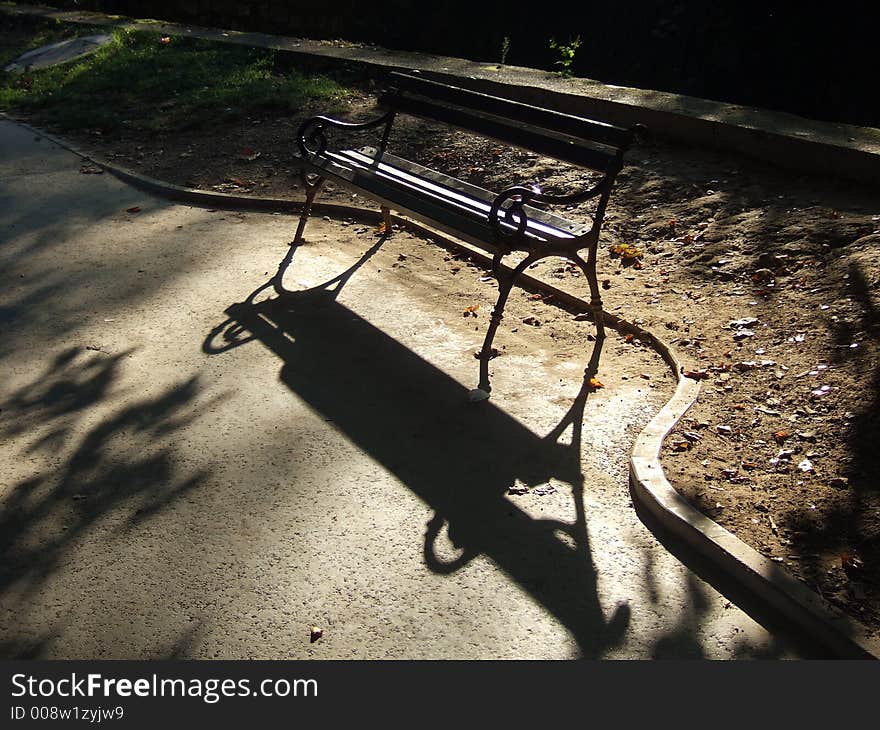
12;116;878;659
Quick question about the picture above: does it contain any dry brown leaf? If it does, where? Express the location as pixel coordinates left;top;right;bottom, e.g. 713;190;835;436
238;147;261;161
683;369;709;381
609;243;643;261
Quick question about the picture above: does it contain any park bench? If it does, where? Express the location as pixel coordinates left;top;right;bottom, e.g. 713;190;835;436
292;70;635;397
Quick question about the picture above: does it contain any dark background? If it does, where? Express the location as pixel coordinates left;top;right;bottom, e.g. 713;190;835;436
17;1;880;127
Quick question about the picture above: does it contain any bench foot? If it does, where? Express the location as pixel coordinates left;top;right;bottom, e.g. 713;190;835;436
293;172;325;245
467;388;491;403
380;205;392;234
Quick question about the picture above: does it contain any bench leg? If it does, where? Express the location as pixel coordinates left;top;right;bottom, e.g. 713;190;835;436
380;205;392;234
572;251;605;340
293;172;325;245
475;254;537;395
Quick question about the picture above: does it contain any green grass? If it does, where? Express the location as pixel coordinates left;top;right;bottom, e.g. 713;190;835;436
0;24;349;133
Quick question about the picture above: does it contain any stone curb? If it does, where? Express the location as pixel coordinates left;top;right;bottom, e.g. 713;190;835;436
3;2;880;185
630;360;880;660
9;115;878;659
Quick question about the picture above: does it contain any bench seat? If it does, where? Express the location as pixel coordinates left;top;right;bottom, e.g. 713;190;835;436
300;145;591;249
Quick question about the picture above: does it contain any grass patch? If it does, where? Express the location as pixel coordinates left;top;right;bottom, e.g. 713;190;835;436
0;22;350;133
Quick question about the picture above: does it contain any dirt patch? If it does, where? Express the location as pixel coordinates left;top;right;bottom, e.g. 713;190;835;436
12;85;880;638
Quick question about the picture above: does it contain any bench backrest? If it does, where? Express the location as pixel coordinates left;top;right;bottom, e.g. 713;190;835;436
379;71;634;172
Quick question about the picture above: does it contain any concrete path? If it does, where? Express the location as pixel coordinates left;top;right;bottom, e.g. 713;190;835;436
0;120;821;658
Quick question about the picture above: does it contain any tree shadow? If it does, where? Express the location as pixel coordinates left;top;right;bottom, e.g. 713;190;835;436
0;346;214;624
204;239;634;658
635;500;831;659
779;261;880;627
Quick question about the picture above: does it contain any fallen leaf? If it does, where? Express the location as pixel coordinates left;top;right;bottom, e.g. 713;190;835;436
463;304;480;317
773;430;790;444
683;369;709;380
238;147;261;161
126;206;141;214
609;243;642;261
587;377;604;390
841;551;864;578
729;317;759;329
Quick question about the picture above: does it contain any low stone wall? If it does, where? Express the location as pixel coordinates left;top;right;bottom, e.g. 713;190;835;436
12;1;879;129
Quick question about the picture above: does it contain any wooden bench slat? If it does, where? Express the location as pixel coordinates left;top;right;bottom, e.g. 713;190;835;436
339;147;588;236
337;152;574;240
381;93;619;172
301;149;588;245
388;72;633;150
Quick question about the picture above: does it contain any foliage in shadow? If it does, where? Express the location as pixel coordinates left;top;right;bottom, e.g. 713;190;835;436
0;347;212;606
779;261;880;627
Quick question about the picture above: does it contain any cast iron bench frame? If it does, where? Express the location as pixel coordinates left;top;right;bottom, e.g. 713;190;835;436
293;70;635;396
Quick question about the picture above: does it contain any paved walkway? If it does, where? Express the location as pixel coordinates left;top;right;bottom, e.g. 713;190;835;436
0;120;821;658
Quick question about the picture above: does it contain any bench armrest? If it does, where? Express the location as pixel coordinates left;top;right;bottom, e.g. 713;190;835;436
488;176;613;241
296;112;396;157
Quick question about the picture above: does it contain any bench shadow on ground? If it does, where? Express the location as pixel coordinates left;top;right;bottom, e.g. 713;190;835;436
204;234;637;658
202;229;803;659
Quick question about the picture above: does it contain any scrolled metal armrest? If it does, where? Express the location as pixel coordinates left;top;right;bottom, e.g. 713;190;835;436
296;112;395;157
489;176;611;242
489;186;536;240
